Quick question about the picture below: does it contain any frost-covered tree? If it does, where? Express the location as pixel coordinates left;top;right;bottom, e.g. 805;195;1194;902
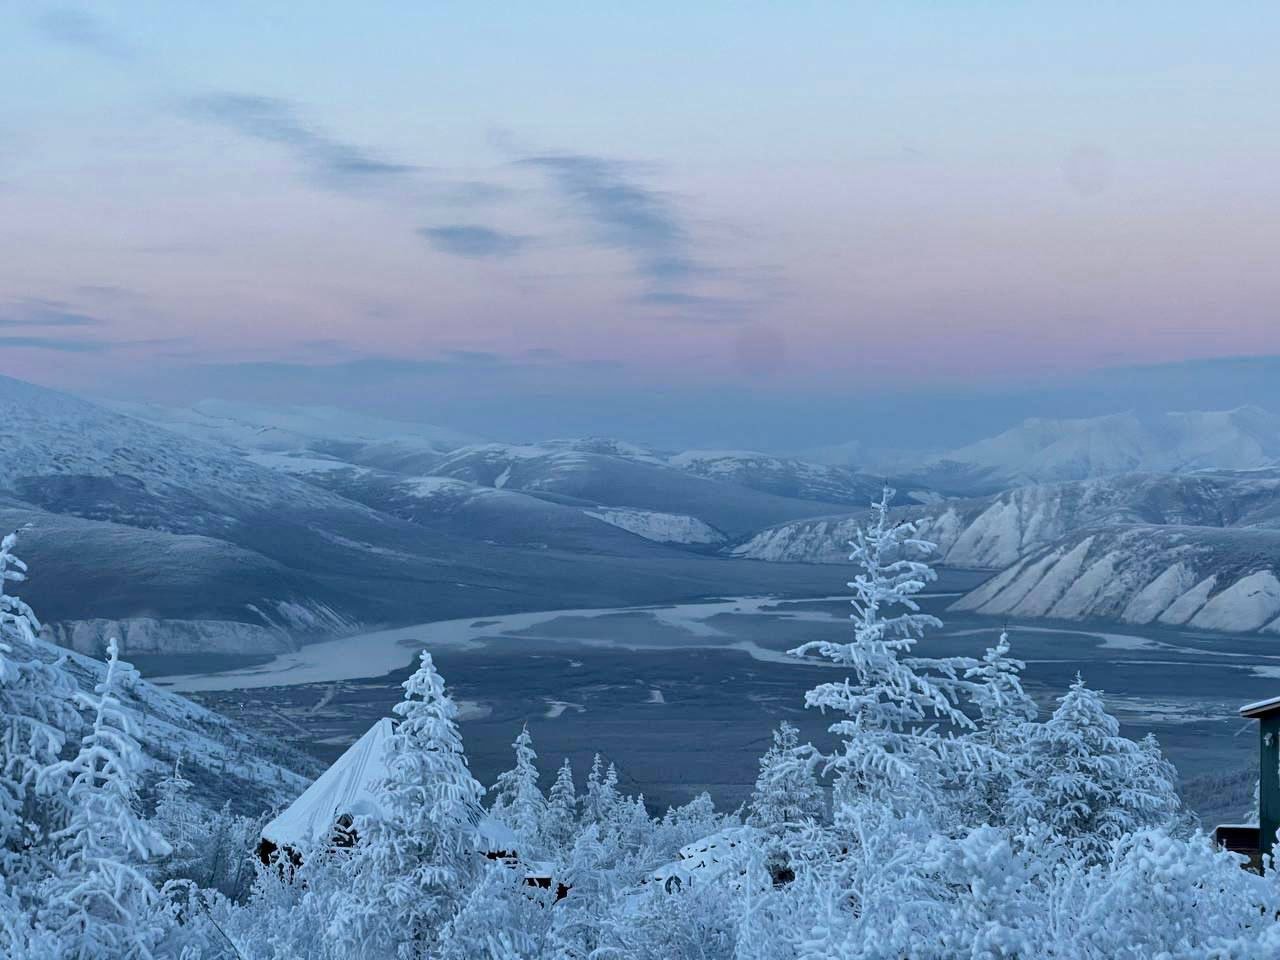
966;630;1037;733
1010;675;1180;859
37;638;171;959
149;756;207;887
437;864;556;960
488;723;545;843
789;487;977;815
339;650;484;959
960;631;1038;826
583;754;620;825
748;721;825;831
543;758;578;847
0;531;79;886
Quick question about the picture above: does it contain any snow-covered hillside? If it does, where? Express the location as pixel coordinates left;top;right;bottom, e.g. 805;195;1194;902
9;630;316;813
950;525;1280;634
668;450;917;505
732;471;1280;569
105;397;474;456
44;617;297;657
901;407;1280;492
423;442;850;536
585;508;725;544
0;374;384;529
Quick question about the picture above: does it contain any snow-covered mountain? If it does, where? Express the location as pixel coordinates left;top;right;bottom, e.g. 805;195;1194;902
105;397;474;457
898;408;1280;493
253;454;723;551
423;442;848;536
733;467;1280;636
949;524;1280;634
667;450;921;506
732;471;1280;569
1;376;852;655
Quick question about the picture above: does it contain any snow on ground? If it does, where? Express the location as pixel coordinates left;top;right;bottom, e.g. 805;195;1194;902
1190;571;1280;633
585;508;725;544
1159;576;1218;626
245;452;373;476
544;700;585;719
1122;563;1199;624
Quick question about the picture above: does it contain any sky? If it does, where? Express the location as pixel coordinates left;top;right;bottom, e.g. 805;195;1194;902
3;2;1279;450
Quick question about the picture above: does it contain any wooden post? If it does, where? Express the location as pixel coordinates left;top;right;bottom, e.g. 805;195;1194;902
1262;710;1280;861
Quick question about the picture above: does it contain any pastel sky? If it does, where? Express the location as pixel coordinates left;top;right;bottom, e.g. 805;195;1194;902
3;2;1278;447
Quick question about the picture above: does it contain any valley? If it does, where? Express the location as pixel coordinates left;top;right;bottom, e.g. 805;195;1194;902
147;575;1269;829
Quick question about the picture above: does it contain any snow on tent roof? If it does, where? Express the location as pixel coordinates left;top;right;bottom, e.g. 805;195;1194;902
262;717;393;848
261;717;518;854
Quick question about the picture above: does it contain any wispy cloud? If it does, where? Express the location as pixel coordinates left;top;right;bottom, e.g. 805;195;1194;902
31;7;136;61
185;93;415;191
520;154;700;282
0;335;110;352
419;225;526;258
632;290;751;323
0;299;104;328
517;152;771;323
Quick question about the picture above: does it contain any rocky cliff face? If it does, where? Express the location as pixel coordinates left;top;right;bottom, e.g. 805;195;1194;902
44;617;297;657
949;525;1280;634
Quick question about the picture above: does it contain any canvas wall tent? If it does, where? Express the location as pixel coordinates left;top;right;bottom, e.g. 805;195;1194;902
257;717;519;864
261;718;394;857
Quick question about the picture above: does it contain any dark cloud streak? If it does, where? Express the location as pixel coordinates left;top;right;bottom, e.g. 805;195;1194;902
0;336;110;353
419;225;526;258
0;299;104;328
185;93;415;191
520;154;700;281
32;7;136;60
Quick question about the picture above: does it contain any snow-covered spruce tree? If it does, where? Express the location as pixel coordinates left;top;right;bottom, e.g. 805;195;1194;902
542;757;578;847
149;756;208;888
582;754;620;826
488;723;545;845
748;720;825;831
960;631;1038;826
788;487;978;816
966;630;1037;734
37;638;171;959
338;650;485;959
0;531;80;899
1010;675;1180;861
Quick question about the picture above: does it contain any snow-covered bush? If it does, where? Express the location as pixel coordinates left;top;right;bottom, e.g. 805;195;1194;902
1010;675;1181;860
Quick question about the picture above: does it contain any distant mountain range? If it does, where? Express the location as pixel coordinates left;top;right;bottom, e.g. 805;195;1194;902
2;377;903;657
15;376;1280;646
874;407;1280;494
